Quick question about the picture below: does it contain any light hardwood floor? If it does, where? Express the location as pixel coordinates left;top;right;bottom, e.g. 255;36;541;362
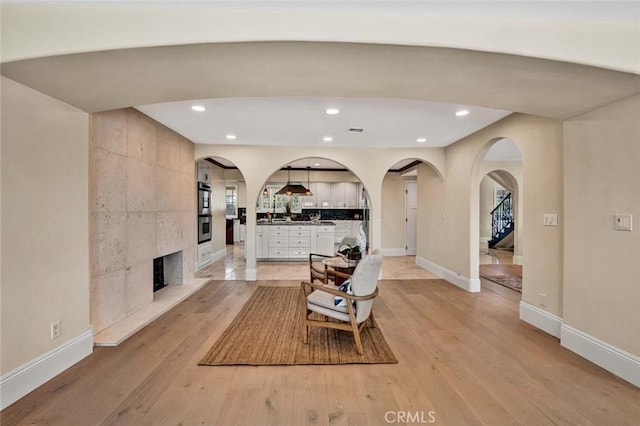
2;272;638;425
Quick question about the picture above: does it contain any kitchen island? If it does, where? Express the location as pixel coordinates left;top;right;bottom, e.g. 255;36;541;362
256;221;335;260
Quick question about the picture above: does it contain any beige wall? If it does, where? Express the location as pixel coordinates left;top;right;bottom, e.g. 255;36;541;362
90;108;195;333
1;77;90;374
417;113;563;314
564;95;640;356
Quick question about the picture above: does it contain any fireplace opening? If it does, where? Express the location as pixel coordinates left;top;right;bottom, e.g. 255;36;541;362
153;250;184;293
153;258;165;292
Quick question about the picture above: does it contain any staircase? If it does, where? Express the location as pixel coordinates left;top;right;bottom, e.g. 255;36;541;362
488;192;514;249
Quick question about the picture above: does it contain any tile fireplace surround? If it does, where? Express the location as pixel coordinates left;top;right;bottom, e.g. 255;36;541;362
90;108;197;340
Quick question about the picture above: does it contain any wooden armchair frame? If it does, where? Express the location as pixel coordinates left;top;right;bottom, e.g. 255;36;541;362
300;270;379;355
308;252;333;284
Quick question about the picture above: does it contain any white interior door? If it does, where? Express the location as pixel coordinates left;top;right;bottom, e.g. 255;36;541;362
405;181;418;255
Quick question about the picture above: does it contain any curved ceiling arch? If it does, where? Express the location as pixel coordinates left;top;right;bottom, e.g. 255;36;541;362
2;42;639;120
2;2;638;73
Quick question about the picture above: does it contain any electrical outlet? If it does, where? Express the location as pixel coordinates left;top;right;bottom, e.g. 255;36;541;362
51;320;61;340
538;293;547;308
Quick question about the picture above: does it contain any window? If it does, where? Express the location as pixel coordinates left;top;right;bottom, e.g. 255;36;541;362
225;185;237;218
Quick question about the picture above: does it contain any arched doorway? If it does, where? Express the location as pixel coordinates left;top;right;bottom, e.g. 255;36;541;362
472;138;524;294
194;156;247;279
253;157;370;281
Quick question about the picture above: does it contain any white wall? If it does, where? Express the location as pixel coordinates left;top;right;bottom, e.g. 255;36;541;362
563;95;640;357
1;77;91;405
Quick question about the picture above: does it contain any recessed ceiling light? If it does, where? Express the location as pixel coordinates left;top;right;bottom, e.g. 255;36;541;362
191;105;206;112
455;110;469;116
226;134;236;140
325;108;340;115
323;136;333;142
313;163;321;167
416;138;427;143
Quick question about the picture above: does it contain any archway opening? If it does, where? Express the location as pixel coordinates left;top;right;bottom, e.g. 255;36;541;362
194;156;247;279
475;138;523;294
379;158;443;280
254;157;370;280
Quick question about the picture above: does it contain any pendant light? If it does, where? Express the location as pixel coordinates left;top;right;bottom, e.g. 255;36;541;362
276;166;312;195
305;166;313;196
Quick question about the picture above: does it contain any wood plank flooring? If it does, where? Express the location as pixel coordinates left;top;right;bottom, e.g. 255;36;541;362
2;276;638;425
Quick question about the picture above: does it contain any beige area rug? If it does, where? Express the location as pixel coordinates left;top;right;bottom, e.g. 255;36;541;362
480;274;522;292
199;286;397;366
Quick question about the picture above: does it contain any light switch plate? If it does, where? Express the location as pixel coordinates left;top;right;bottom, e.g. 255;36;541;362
614;214;633;231
543;213;558;227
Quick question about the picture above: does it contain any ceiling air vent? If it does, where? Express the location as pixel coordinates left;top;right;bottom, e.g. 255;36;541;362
346;128;364;133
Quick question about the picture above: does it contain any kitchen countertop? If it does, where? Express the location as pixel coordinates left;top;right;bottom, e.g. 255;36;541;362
257;220;335;226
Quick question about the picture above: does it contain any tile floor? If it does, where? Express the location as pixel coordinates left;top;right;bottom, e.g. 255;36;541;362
195;244;512;281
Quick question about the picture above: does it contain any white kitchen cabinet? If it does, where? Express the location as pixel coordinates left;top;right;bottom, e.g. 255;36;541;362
258;224;334;260
233;219;240;243
256;225;264;258
315;182;332;208
196;160;213;184
301;182;316;208
330;182;345;207
344;182;359;207
315;225;335;256
196;241;213;269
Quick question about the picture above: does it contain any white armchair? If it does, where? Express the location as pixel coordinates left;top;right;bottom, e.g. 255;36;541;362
300;249;382;355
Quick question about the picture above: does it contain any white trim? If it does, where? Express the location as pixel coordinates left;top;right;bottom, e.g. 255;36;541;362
380;248;406;257
416;256;480;292
211;247;227;263
519;300;562;338
513;255;524;265
245;268;257;281
0;329;94;410
561;324;640;388
195;247;227;271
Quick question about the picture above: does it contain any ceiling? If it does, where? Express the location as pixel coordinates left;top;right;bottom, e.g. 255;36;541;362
1;4;638;166
137;96;511;148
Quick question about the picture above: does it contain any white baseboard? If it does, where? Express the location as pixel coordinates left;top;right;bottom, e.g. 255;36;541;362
519;301;562;338
380;248;406;257
513;255;523;265
195;247;227;271
561;324;640;388
0;329;94;410
211;248;227;263
245;268;257;281
415;257;480;292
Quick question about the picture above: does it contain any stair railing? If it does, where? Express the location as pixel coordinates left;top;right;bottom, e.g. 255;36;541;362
490;192;513;242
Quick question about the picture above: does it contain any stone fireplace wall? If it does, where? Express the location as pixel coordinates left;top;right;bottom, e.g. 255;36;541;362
90;108;195;333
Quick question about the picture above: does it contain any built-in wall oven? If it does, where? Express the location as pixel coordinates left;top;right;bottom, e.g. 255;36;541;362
198;182;212;215
198;182;212;243
198;215;212;244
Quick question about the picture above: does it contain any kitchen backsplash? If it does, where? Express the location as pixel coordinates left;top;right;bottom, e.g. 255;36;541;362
256;208;368;221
